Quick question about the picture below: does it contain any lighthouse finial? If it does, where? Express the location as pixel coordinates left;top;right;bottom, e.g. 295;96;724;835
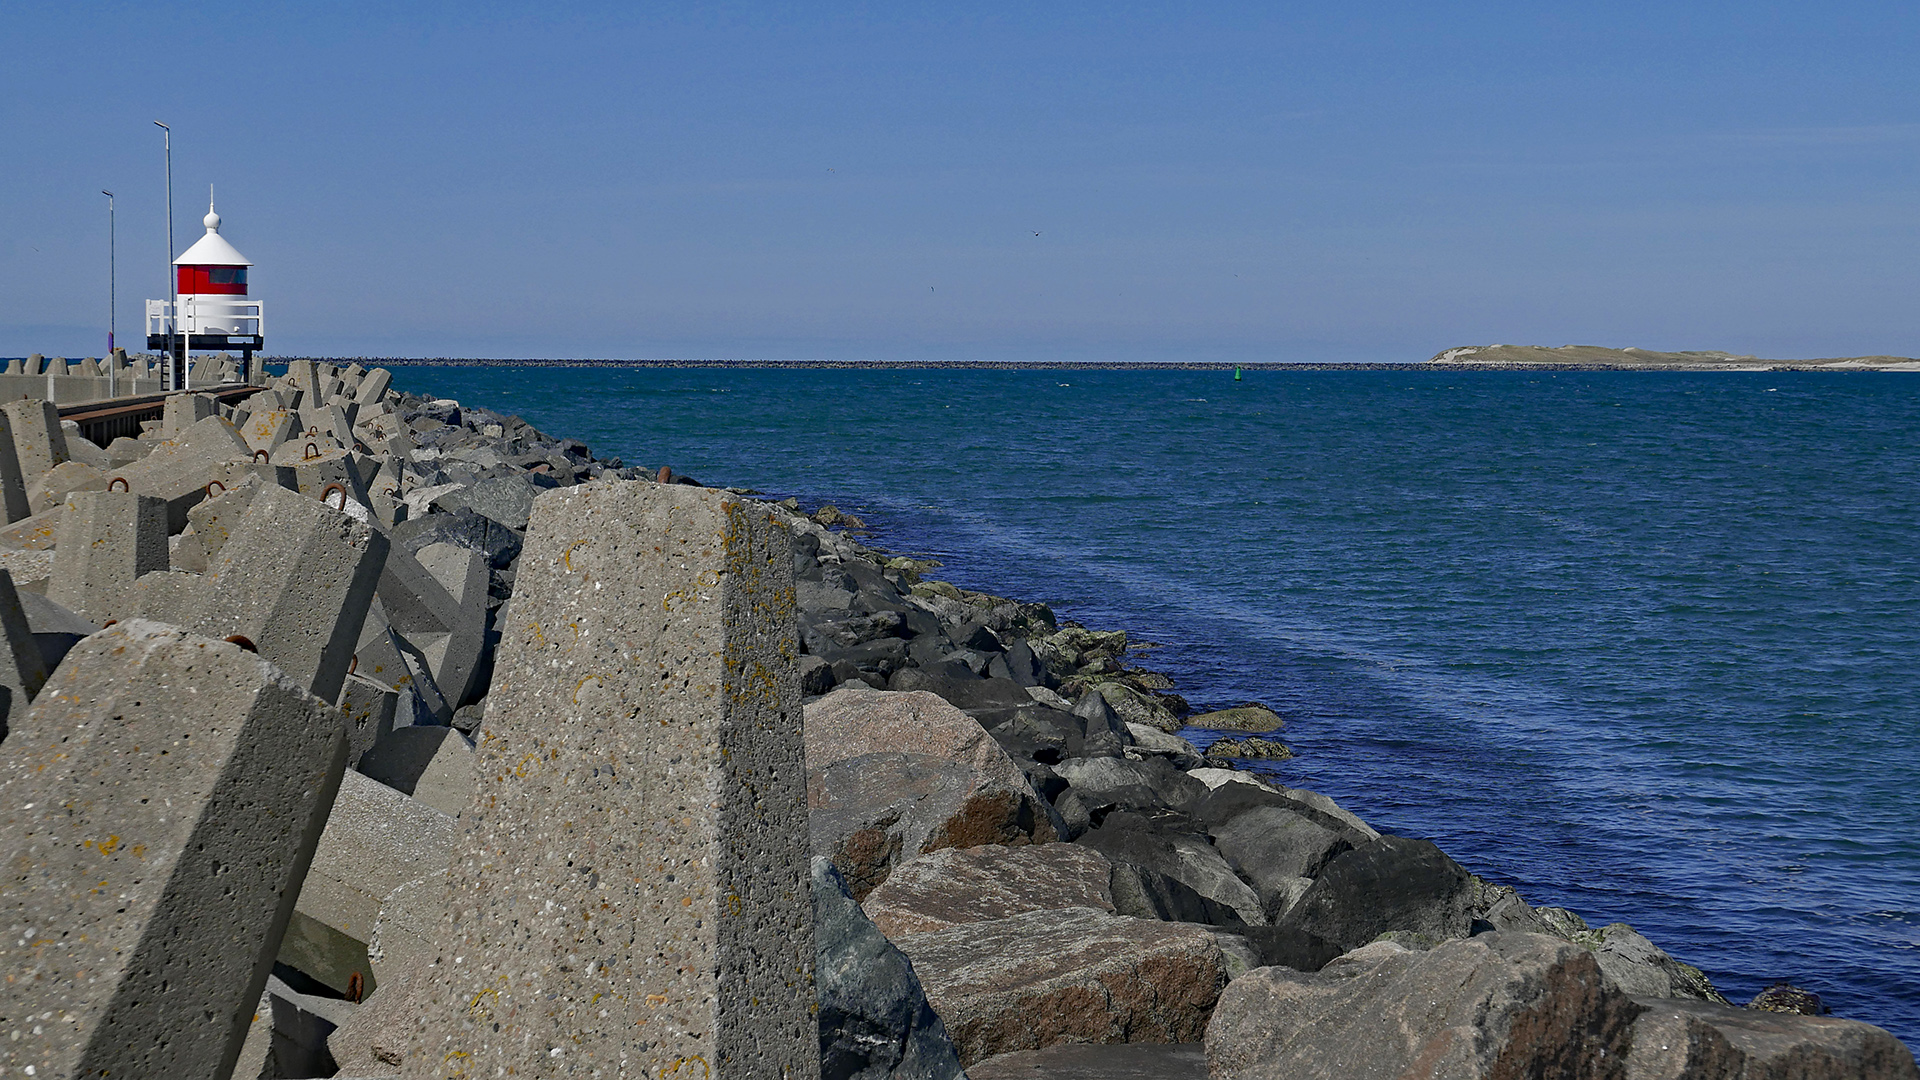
204;185;221;232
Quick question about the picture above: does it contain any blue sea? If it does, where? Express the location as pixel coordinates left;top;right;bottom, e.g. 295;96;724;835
382;364;1919;1044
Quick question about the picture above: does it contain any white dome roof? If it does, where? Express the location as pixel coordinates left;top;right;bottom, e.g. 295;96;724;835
177;195;250;266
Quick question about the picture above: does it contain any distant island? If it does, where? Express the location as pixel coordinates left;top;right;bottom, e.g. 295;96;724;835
1429;344;1920;370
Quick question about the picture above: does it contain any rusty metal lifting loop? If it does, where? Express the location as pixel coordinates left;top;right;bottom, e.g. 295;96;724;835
205;480;226;499
101;619;118;628
223;634;258;653
322;483;349;512
303;441;320;461
348;655;358;675
253;449;270;464
346;971;364;1004
107;477;129;492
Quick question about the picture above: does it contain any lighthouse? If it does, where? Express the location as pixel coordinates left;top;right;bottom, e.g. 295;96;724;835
147;195;265;384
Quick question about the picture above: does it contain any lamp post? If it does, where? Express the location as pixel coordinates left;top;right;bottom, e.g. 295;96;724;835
101;189;115;397
154;120;176;391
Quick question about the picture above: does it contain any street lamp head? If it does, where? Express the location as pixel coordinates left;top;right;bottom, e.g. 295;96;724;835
153;120;168;130
102;189;113;198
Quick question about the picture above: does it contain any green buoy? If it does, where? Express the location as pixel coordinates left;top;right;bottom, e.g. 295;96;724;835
1233;366;1242;381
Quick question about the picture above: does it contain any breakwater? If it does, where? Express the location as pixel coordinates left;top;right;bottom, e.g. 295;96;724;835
1;362;1913;1078
393;362;1920;1047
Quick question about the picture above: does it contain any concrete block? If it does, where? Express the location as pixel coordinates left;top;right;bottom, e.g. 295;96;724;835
46;489;170;624
187;482;390;704
129;567;209;625
112;414;255;532
4;398;70;479
25;455;105;515
353;612;454;725
242;407;296;454
290;358;320;396
189;469;286;564
164;391;219;435
285;769;457;997
272;442;372;510
0;409;32;523
412;541;487;707
0;507;65;551
0;568;48;739
354;367;393;406
24;459;103;515
105;436;148;468
401;481;813;1079
18;588;100;673
340;671;401;767
376;543;484;711
60;424;109;469
357;724;475;816
0;620;348;1080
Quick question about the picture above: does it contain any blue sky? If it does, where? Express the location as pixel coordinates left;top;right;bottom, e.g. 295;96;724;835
5;2;1919;361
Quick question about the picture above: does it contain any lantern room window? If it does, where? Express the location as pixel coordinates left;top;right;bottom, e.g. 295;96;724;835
209;267;247;286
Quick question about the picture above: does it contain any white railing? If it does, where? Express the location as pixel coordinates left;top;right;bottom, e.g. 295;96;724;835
146;298;265;338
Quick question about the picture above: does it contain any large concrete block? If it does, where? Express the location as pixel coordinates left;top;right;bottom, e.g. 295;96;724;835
401;481;815;1079
354;366;393;406
0;621;348;1080
358;723;476;816
26;460;106;515
187;481;390;704
47;488;169;623
164;391;219;435
242;407;296;454
111;413;255;532
376;541;486;710
0;409;33;523
4;398;69;480
340;671;401;767
0;568;48;739
355;605;455;724
283;769;457;997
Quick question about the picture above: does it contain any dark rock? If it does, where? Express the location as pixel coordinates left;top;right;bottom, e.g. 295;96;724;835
556;437;588;459
1054;755;1208;812
1188;782;1379;846
450;700;485;735
830;660;888;691
888;668;1032;713
953;623;1003;653
980;704;1083;764
1746;981;1827;1015
1187;704;1285;732
1003;640;1046;687
1108;861;1229;925
822;636;910;674
1276;835;1475;957
390;507;522;570
1205;934;1643;1080
799;654;838;695
441;474;541;531
1207;805;1350;921
813;858;965;1080
1203;736;1293;762
1076;812;1263;925
1234;925;1348;973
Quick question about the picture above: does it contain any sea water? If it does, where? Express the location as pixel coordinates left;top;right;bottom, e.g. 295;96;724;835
384;364;1919;1043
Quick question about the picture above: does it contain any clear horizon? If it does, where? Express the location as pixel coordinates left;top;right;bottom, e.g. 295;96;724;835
7;3;1919;362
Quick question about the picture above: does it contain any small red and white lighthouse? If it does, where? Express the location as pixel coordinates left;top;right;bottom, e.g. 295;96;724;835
147;195;265;382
